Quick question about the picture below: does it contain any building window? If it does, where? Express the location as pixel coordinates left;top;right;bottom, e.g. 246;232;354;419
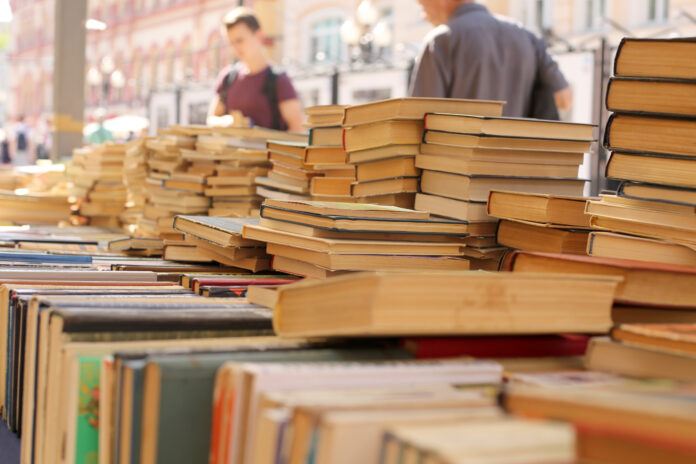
513;0;552;34
647;0;669;22
310;17;342;64
580;0;607;31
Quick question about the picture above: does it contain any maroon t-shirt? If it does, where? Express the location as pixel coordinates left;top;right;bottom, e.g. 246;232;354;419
215;64;298;130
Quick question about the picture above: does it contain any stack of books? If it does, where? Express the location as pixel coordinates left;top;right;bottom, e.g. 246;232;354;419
505;370;696;463
172;215;271;272
140;127;201;239
306;105;357;201
120;139;149;233
196;126;304;217
342;98;505;209
488;190;594;256
417;114;593;258
68;143;128;228
0;191;72;225
259;139;315;200
584;37;696;267
241;199;475;279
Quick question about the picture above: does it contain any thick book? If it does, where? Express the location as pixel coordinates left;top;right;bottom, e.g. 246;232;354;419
414;194;491;223
342;97;503;127
267;242;472;272
488;190;592;227
604;114;696;158
347;144;420;164
401;335;590;359
304;145;346;165
424;113;596;141
585;197;696;232
271;272;618;336
584;336;696;382
508;251;696;308
606;152;696;189
611;323;696;357
618;182;696;207
242;225;467;256
614;37;696;80
606;77;696;118
308;126;343;146
260;203;470;235
172;216;264;248
356;157;418;183
423;130;593;153
497;220;590;255
419;141;585;165
587;231;696;267
343;120;423;153
415;154;579;178
420;170;585;202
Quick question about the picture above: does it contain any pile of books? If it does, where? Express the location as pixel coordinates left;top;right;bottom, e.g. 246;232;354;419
67;143;128;228
241;199;493;279
196;126;306;217
487;190;594;256
0;191;72;225
259;105;350;201
415;112;593;267
584;37;696;267
120;138;149;233
342;98;505;209
139;127;201;239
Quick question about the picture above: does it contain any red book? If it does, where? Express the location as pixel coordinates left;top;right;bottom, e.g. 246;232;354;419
401;335;590;359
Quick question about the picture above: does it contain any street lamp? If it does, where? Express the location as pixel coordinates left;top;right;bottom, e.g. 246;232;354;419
341;0;392;64
87;56;126;110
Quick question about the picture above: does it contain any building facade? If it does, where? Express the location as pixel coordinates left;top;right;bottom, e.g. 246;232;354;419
7;0;696;129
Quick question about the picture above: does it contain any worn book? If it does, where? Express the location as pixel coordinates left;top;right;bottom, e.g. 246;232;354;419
488;190;592;227
343;120;423;153
172;216;264;248
604;114;696;158
259;202;470;235
423;130;593;153
611;323;696;357
420;170;585;202
618;182;696;207
606;152;696;189
586;197;696;231
496;220;590;255
424;113;595;141
414;194;491;223
415;154;579;178
606;77;696;118
509;251;696;308
342;97;503;126
587;232;696;267
271;272;618;336
613;37;696;80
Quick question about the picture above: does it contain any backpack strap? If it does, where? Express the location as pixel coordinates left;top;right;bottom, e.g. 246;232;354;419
218;65;240;114
261;66;283;131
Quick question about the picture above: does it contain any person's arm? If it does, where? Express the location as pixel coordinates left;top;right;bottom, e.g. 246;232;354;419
534;36;572;110
409;28;451;98
554;86;573;112
206;95;234;127
279;98;304;133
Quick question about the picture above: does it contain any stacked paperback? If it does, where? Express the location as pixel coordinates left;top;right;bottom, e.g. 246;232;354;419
68;143;128;228
586;37;696;267
342;98;505;208
241;199;474;279
416;113;594;268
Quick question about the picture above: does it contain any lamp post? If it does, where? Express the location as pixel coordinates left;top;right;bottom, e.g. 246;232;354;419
87;56;126;111
340;0;392;64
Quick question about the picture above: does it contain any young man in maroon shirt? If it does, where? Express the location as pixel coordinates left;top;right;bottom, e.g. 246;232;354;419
207;8;304;133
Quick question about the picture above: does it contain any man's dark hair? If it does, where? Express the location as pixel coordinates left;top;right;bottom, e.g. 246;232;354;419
223;7;261;32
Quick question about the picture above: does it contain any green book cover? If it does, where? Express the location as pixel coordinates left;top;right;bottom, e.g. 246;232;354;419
75;355;101;464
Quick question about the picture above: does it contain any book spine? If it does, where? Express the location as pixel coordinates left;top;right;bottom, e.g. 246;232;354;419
602;113;617;151
605;77;614;113
613;37;627;77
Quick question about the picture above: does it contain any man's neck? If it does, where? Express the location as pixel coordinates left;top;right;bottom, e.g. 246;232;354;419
244;55;270;74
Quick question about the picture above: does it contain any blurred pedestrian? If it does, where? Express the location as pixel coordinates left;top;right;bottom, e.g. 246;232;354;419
14;115;30;165
410;0;572;119
207;7;304;132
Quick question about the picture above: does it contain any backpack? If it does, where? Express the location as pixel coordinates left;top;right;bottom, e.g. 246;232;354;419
16;131;27;151
219;65;284;130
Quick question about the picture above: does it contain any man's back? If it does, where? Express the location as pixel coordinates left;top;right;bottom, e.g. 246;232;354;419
410;3;567;118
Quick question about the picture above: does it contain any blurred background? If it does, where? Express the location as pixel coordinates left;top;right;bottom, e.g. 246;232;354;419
2;0;696;175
